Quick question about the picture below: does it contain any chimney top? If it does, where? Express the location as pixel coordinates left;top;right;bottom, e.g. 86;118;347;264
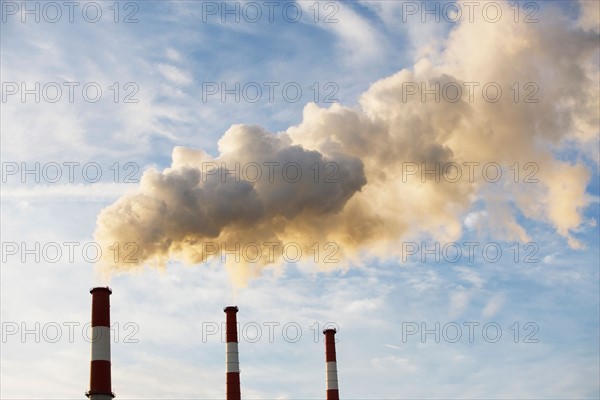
90;286;112;294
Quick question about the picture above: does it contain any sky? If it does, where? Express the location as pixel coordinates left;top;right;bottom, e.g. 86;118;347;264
1;0;599;398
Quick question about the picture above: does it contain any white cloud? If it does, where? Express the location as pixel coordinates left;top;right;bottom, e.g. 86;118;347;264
371;355;418;373
300;1;386;67
454;266;485;288
464;210;487;231
481;293;505;318
448;289;470;318
156;63;194;86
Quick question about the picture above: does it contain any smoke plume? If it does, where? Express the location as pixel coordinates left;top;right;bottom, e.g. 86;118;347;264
95;1;599;285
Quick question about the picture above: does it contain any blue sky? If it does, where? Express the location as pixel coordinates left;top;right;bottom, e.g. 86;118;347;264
1;1;599;398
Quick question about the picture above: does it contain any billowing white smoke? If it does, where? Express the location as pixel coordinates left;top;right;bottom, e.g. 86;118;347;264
95;126;368;283
95;1;599;284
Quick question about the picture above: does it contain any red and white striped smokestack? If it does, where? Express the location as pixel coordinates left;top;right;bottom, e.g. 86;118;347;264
86;287;114;400
224;306;241;400
324;328;339;400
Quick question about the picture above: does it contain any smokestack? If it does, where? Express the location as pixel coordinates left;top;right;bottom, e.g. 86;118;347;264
224;306;241;400
86;287;114;400
324;328;339;400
